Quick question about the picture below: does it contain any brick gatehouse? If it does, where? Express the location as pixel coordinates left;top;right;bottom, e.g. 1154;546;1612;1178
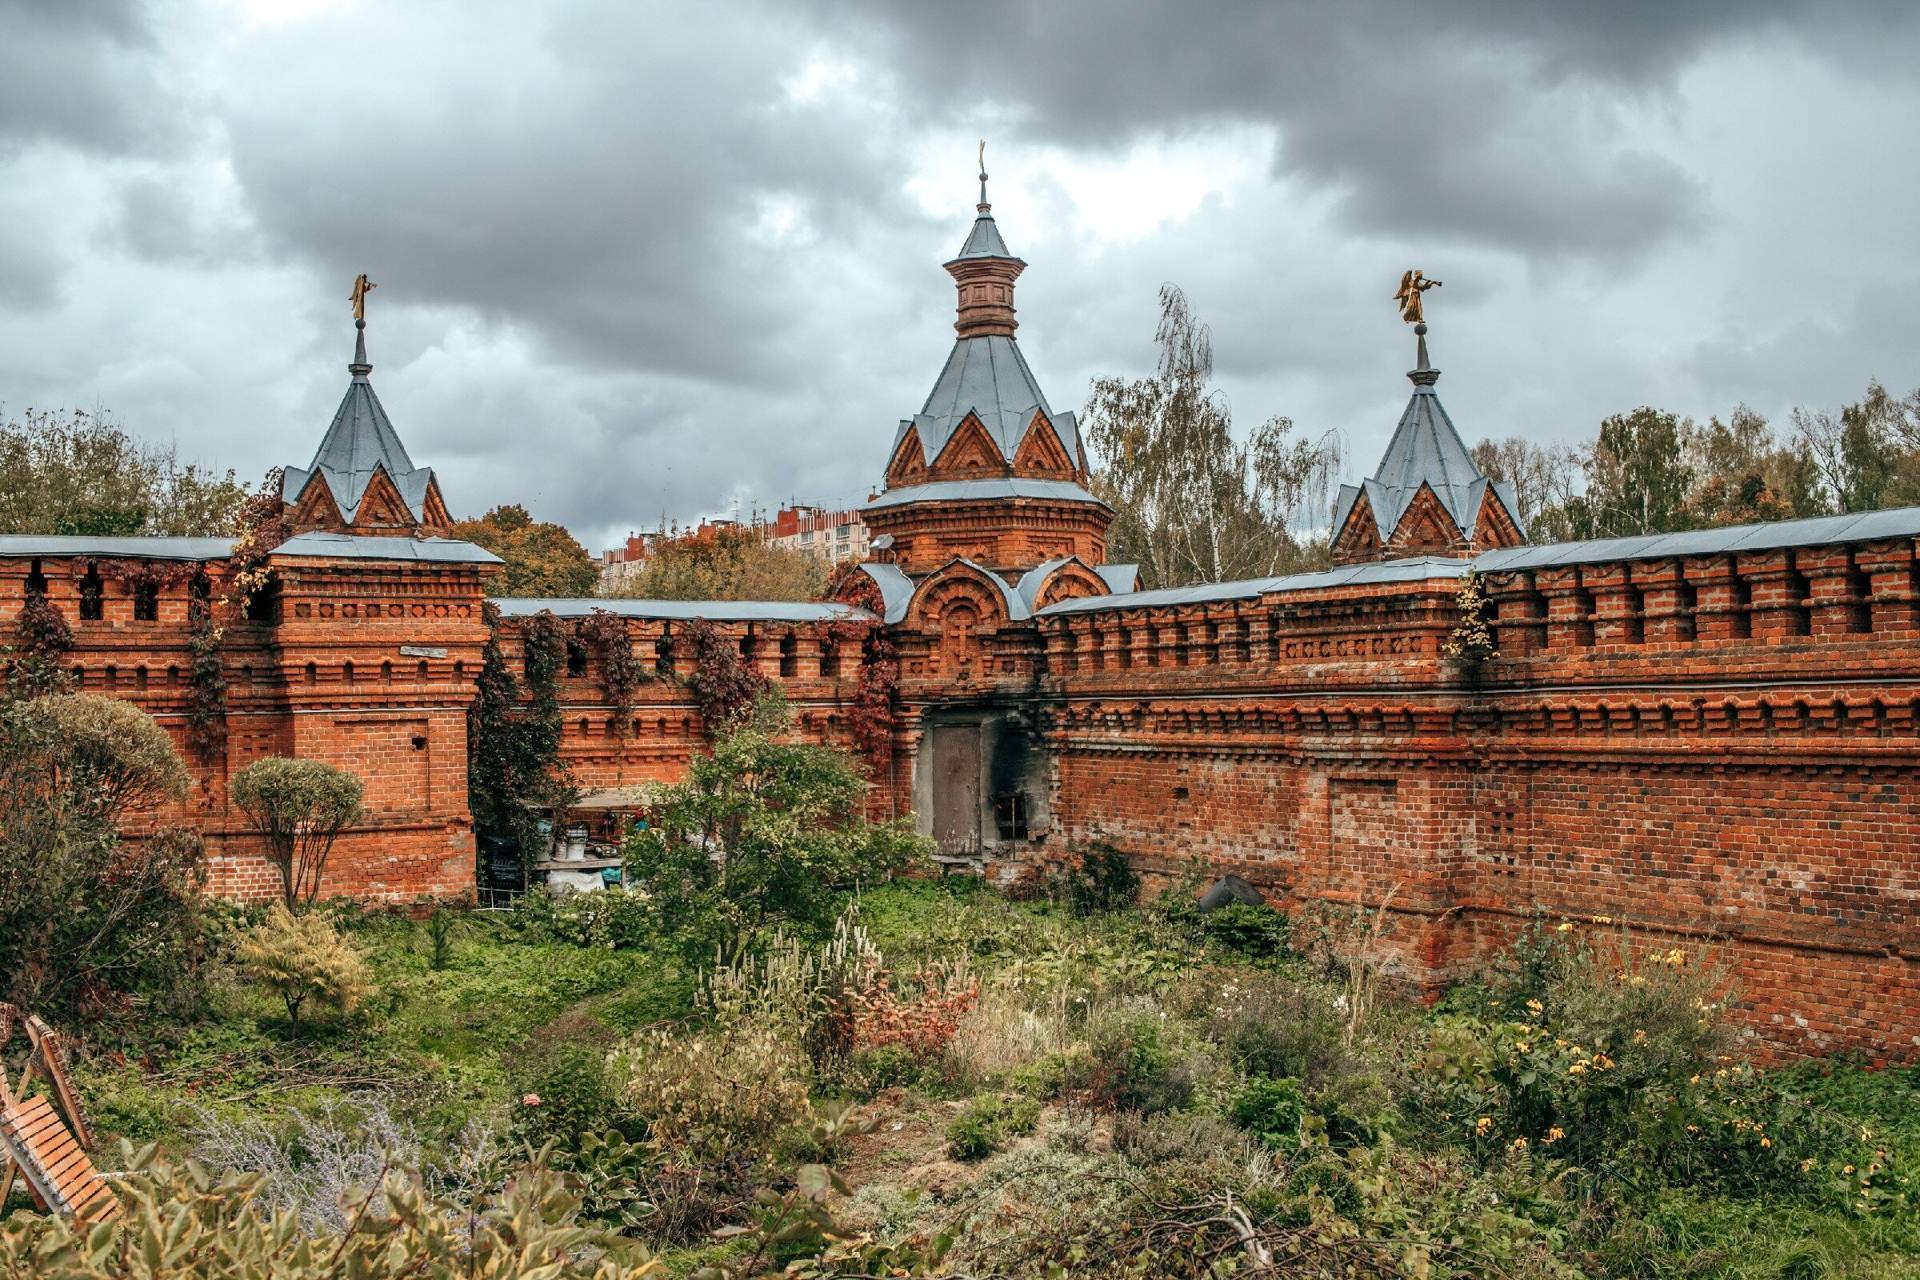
3;182;1915;1060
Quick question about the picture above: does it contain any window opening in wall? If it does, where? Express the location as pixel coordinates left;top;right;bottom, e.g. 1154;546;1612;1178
1571;581;1596;647
739;632;756;662
655;634;675;676
245;576;280;624
820;639;840;677
779;632;797;677
305;662;317;683
133;580;159;621
78;565;104;621
104;665;117;687
343;660;355;684
1090;628;1105;671
1172;785;1190;800
25;559;48;600
381;661;394;682
135;665;148;690
167;665;180;685
1116;628;1132;669
418;659;429;678
1621;583;1645;644
992;792;1029;841
1730;570;1753;639
1675;582;1698;641
1846;558;1873;633
1784;561;1812;636
566;638;588;677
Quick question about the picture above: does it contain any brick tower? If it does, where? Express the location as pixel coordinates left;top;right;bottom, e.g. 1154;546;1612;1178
863;158;1112;579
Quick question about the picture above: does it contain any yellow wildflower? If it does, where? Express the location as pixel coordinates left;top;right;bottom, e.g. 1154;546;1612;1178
1664;947;1686;965
1511;1137;1528;1150
1545;1126;1565;1144
1556;921;1573;933
1568;1062;1588;1076
1800;1158;1815;1173
1632;1029;1647;1044
1526;998;1544;1015
1475;1117;1493;1136
1843;1165;1854;1175
1760;1137;1771;1148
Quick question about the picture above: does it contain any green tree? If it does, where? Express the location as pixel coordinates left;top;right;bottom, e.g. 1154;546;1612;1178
1684;405;1826;526
0;407;248;536
609;523;826;602
0;694;206;1017
449;503;599;598
1470;436;1581;544
1793;380;1920;514
1085;285;1341;588
1562;407;1697;539
624;699;929;951
230;757;365;907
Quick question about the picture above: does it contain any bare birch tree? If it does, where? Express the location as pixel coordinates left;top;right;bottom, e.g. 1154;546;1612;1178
1084;285;1340;589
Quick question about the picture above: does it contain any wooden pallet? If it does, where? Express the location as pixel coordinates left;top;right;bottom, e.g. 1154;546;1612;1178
0;1094;119;1223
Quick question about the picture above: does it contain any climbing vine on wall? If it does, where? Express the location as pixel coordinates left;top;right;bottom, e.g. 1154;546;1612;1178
827;619;898;774
185;574;226;758
682;617;769;737
1443;570;1497;668
4;593;74;700
576;608;649;735
468;604;571;856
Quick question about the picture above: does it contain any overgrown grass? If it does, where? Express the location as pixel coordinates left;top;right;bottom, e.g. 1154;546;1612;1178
29;883;1917;1279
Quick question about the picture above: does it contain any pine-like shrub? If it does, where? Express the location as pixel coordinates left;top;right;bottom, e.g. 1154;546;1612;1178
233;904;373;1026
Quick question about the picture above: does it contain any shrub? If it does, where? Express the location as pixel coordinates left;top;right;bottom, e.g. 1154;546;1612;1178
624;703;929;952
1056;842;1139;915
0;694;206;1017
515;885;656;950
512;1042;627;1149
1082;1002;1199;1114
1200;901;1293;961
1229;1076;1305;1150
1203;974;1349;1087
233;904;373;1026
946;1092;1041;1161
942;987;1071;1090
0;1144;662;1279
230;756;365;906
620;1024;811;1168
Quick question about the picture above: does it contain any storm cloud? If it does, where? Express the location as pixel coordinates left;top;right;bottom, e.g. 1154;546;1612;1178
1;0;1916;551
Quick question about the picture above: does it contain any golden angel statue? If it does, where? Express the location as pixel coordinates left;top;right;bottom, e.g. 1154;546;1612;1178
1394;270;1440;324
349;273;377;324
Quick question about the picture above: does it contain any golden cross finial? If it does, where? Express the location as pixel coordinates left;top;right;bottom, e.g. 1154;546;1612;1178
1394;269;1440;324
349;273;377;324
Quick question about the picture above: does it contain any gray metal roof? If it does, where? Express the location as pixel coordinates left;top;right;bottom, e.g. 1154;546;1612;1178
852;562;914;624
272;533;502;564
1014;557;1074;613
492;598;874;623
890;334;1082;471
1037;556;1473;616
865;477;1108;511
1096;563;1140;593
949;211;1015;262
283;329;439;524
1471;505;1920;573
1331;369;1497;542
0;535;233;560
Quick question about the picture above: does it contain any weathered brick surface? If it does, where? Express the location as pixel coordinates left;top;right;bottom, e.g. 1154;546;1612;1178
8;527;1917;1059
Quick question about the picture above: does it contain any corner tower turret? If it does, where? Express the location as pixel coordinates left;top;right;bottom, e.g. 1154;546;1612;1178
866;153;1111;578
1330;297;1525;565
282;277;452;537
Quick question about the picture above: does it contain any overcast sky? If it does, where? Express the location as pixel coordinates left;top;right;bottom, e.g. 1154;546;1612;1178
4;1;1918;552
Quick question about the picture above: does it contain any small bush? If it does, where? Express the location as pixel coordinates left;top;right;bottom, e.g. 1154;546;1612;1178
1200;902;1293;961
511;1042;626;1149
946;1092;1042;1161
1056;842;1140;915
515;885;656;950
1203;974;1349;1087
942;987;1071;1090
1230;1076;1305;1150
1083;1003;1198;1114
233;904;373;1026
621;1024;811;1168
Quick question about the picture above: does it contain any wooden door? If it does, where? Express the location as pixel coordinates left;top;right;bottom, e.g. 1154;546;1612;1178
931;725;981;855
